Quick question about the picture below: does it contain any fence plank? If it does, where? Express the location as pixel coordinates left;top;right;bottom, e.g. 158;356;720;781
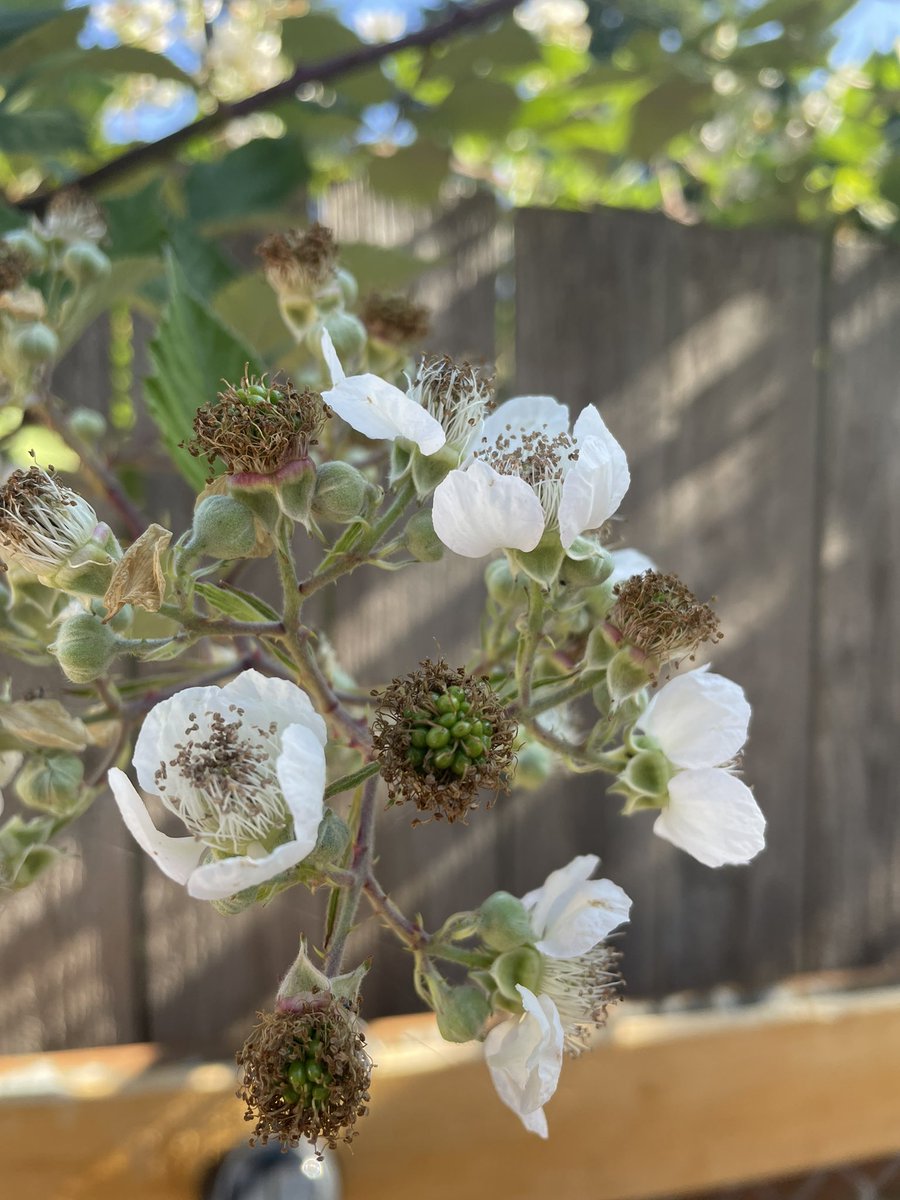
0;320;140;1053
805;240;900;971
510;207;821;995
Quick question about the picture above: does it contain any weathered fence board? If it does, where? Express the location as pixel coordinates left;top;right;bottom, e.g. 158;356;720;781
806;239;900;972
511;208;821;994
3;197;900;1055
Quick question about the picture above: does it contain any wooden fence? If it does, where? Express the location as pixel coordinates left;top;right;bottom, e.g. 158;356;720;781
1;196;899;1055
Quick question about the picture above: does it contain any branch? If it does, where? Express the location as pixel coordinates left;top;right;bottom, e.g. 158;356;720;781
14;0;521;215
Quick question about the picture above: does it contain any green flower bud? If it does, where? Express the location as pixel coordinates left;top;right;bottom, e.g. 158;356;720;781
583;581;616;619
68;407;107;442
623;749;672;798
16;752;84;816
485;557;525;607
404;509;443;562
3;229;47;269
336;267;358;308
433;982;491;1044
311;461;379;525
276;460;318;525
606;646;653;706
318;310;366;364
560;542;613;589
14;322;59;364
51;610;119;683
184;494;259;560
477;891;534;952
490;946;543;1003
507;531;565;588
62;241;111;285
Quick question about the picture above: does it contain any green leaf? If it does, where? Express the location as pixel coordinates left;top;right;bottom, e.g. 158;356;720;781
421;78;520;139
0;107;86;155
0;9;85;74
194;582;280;623
57;257;161;355
102;180;169;258
628;78;710;161
167;220;236;296
58;45;195;86
280;13;360;61
144;254;261;490
427;20;539;81
367;141;451;205
184;136;309;231
214;273;290;359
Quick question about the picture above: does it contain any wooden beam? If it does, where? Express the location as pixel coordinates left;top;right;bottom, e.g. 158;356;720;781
4;989;900;1200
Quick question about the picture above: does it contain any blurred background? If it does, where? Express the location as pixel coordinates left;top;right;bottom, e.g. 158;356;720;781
1;1;900;1197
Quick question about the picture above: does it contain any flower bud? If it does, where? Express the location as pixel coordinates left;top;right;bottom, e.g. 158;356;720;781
490;946;543;1003
606;646;653;706
16;752;84;816
477;891;534;952
485;557;526;607
403;508;443;562
317;310;366;364
184;494;259;561
311;461;378;525
3;229;46;269
622;749;671;798
512;738;554;789
583;581;616;619
432;982;491;1044
336;267;358;308
62;241;111;285
586;623;621;670
68;407;107;442
51;610;119;683
14;322;59;363
560;540;613;589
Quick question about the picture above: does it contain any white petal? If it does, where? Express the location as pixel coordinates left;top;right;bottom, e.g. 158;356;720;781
519;1107;549;1138
481;395;570;451
432;460;545;557
522;855;631;958
484;987;563;1134
639;669;751;768
323;374;446;454
320;328;345;384
221;669;326;746
654;768;766;868
186;838;315;902
108;767;204;884
558;420;630;549
277;724;327;854
132;684;224;794
608;548;658;588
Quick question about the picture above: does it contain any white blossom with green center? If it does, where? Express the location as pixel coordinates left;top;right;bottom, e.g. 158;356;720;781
109;670;327;901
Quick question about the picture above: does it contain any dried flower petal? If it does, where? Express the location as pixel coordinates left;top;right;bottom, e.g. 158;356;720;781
103;523;172;620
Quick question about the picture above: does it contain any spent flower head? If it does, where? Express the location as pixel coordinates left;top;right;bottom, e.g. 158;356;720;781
609;570;722;669
186;373;330;481
0;245;29;294
371;659;516;823
237;995;371;1152
39;190;106;245
258;224;338;296
0;466;119;592
361;292;430;346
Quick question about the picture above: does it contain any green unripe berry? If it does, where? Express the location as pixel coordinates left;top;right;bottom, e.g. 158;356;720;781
410;728;428;749
434;694;456;714
426;726;451;750
15;752;84;816
62;242;111;285
407;747;425;767
462;736;485;758
184;494;258;561
306;1061;325;1084
51;610;118;683
68;407;107;442
311;460;378;525
451;720;471;738
311;1085;328;1103
432;748;456;770
14;323;59;364
282;1085;300;1105
287;1061;308;1090
438;712;457;729
451;753;469;776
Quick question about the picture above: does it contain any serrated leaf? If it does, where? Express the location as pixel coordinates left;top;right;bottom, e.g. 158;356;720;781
184;136;309;232
0;107;86;155
367;141;451;205
214;273;289;359
143;254;261;490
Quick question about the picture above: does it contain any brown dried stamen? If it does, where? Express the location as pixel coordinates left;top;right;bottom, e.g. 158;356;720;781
361;293;431;345
237;1001;371;1152
44;189;106;243
610;570;722;667
185;372;330;479
371;658;516;824
0;466;96;569
257;224;338;292
0;245;29;293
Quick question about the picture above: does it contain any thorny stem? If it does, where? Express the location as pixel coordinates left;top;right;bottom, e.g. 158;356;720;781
517;669;598;718
323;774;379;975
362;872;427;951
